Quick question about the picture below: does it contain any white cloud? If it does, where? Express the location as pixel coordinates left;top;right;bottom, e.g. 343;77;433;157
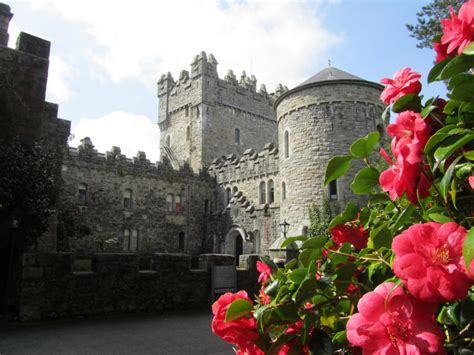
46;55;78;103
70;111;160;162
26;0;342;90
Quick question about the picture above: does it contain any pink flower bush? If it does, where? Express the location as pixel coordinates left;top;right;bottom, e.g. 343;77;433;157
212;291;261;351
347;282;445;354
469;175;474;189
256;261;272;284
440;1;474;57
330;221;368;250
434;41;450;63
393;222;473;303
380;68;422;105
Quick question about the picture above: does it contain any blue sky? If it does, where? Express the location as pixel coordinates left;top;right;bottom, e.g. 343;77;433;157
7;0;446;161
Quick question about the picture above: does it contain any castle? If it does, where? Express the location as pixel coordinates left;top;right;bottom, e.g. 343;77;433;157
0;4;385;264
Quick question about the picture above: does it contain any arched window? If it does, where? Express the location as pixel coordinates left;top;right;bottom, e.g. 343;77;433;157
232;186;238;195
284;130;290;158
235;128;240;145
130;229;139;251
267;179;275;204
185;105;189;117
166;135;171;147
226;187;231;205
186;126;191;141
175;194;182;213
178;232;185;252
329;179;338;200
123;229;130;251
204;199;210;214
123;189;132;209
259;181;266;204
166;193;174;212
281;182;287;201
78;183;87;204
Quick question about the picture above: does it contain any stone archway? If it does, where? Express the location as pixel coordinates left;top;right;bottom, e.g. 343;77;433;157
225;226;247;265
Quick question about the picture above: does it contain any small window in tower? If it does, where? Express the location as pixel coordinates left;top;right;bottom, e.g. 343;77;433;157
185;105;189;117
166;193;174;212
175;194;182;213
281;182;287;201
130;229;139;251
268;179;275;204
178;232;185;252
329;180;338;200
225;188;231;206
186;126;191;141
259;181;266;204
235;128;240;145
204;199;210;214
284;130;290;158
123;189;132;209
123;229;130;251
232;186;238;195
78;183;87;204
166;135;171;147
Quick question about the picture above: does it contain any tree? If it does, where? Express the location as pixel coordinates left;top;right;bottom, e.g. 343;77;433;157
406;0;466;49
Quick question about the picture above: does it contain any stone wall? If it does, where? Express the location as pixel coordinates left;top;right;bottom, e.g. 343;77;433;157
19;252;259;321
59;138;214;256
276;81;384;236
158;51;284;171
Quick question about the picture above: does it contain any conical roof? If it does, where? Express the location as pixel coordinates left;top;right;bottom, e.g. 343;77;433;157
297;67;362;87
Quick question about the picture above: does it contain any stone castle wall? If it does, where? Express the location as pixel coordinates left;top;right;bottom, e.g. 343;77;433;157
19;252;260;321
158;52;284;171
60;138;214;256
276;81;385;236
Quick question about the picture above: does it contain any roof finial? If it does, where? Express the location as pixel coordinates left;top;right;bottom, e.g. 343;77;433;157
328;59;331;67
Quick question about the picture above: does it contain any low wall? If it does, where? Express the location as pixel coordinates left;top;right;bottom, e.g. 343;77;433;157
19;252;260;321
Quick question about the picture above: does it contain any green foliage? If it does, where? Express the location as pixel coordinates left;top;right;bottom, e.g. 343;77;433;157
307;203;332;239
0;138;60;247
406;0;466;49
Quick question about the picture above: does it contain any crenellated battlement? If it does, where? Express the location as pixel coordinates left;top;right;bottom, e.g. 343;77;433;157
208;141;279;184
66;137;210;180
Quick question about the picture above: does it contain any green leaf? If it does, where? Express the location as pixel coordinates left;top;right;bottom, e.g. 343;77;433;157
332;331;347;345
428;56;452;83
284;258;298;271
329;202;358;229
428;213;454;223
440;54;474;81
225;299;253;323
259;255;278;273
434;134;474;169
324;156;352;185
272;304;300;324
372;226;392;250
288;268;307;284
392;94;422;113
335;263;357;292
451;80;474;102
295;279;319;304
421;105;438;119
424;124;457;154
381;106;390;125
308;329;333;355
280;235;307;249
439;155;463;202
463;227;474;270
392;205;416;233
350;137;367;159
351;167;380;194
298;248;322;268
366;132;380;154
264;280;279;297
463;41;474;55
463;150;474;160
369;193;391;206
301;236;327;250
448;73;474;90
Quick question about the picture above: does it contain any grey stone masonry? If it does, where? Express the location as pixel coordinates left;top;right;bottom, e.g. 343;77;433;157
157;51;286;171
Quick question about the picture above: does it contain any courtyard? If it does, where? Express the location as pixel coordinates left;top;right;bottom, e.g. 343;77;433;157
0;311;231;355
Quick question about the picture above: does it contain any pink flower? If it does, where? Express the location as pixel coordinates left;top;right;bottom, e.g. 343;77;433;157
347;282;445;354
212;291;260;350
469;175;474;189
256;261;272;284
258;287;270;305
441;2;474;56
380;68;422;105
393;222;473;303
236;344;265;355
434;41;450;63
387;111;431;165
330;222;368;250
277;321;310;355
379;141;431;204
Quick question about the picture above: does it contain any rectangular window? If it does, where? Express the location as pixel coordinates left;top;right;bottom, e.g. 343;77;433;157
329;180;338;200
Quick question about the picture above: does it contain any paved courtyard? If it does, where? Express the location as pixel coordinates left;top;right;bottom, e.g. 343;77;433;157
0;311;232;355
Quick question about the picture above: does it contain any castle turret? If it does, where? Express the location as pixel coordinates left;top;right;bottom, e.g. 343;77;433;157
0;3;13;46
275;67;385;236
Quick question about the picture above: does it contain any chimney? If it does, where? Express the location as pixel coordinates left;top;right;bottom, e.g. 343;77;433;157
0;3;13;46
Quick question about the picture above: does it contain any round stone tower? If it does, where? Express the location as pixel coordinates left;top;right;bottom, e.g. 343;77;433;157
275;67;384;236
